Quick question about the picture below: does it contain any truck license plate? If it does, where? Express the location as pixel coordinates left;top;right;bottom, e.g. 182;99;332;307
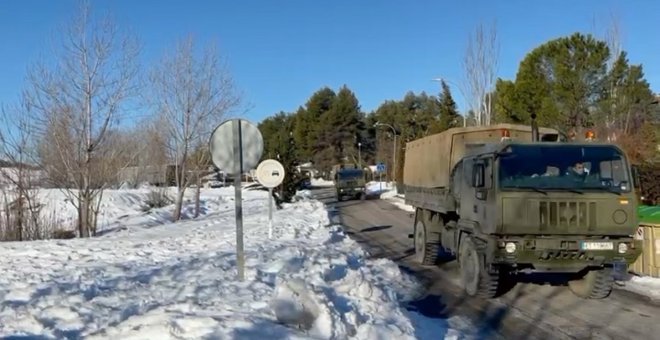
581;241;614;250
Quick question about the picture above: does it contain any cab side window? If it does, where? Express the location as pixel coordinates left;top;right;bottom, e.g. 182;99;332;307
463;158;474;186
472;161;485;188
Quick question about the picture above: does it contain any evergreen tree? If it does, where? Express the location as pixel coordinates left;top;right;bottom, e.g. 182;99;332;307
437;80;460;131
276;114;304;205
506;33;610;129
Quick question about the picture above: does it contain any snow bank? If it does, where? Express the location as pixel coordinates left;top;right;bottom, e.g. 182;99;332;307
311;178;334;187
0;187;466;339
620;275;660;302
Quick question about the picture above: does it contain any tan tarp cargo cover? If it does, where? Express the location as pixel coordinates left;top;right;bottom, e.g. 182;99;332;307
403;124;558;188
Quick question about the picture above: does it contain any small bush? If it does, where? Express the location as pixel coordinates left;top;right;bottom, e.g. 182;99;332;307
53;229;76;239
142;188;173;211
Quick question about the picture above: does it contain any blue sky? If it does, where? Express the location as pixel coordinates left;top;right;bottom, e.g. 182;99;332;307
1;0;658;124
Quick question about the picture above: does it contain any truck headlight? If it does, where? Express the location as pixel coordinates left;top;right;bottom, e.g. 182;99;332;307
505;242;517;254
618;243;628;254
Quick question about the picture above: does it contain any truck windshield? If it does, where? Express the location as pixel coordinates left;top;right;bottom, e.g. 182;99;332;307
337;170;363;180
498;144;631;193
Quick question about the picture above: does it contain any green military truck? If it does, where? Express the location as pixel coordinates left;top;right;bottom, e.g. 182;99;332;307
332;164;367;201
403;118;642;299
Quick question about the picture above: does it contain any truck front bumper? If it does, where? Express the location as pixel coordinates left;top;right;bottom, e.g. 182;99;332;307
491;237;642;273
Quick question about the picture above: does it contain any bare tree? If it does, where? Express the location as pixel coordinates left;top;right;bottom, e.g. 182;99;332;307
148;36;240;221
604;10;623;142
23;2;140;237
0;103;46;241
462;20;499;126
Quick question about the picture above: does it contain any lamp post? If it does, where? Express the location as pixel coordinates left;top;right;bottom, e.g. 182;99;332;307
432;77;468;127
358;142;362;169
374;121;397;184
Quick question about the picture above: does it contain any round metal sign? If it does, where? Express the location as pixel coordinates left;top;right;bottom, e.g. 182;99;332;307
256;159;286;188
209;119;264;175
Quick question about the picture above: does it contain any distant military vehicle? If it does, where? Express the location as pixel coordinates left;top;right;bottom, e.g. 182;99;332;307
332;164;367;201
403;115;642;299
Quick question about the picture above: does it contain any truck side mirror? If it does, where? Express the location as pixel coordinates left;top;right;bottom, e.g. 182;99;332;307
631;165;641;190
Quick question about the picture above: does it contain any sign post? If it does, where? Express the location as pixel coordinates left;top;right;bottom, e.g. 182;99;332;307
255;159;286;239
209;119;263;281
376;162;386;191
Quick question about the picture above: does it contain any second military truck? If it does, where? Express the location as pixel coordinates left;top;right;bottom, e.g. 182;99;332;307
331;164;367;201
403;118;642;299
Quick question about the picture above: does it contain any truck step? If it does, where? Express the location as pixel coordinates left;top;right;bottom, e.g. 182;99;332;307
408;233;414;239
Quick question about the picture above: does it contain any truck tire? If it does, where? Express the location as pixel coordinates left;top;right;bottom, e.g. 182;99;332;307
567;268;613;299
413;213;440;266
459;236;501;298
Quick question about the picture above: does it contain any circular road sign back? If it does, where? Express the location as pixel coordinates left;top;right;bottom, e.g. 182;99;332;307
256;159;286;188
209;119;263;175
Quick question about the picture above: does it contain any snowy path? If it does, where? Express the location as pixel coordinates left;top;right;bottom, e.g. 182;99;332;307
0;188;465;339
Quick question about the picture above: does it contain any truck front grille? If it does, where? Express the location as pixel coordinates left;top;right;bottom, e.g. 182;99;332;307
539;201;597;230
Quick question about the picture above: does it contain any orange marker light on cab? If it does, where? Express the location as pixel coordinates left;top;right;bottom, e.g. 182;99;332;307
585;130;595;141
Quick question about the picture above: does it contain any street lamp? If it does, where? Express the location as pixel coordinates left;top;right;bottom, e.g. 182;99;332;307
432;77;468;127
358;142;362;169
374;121;397;184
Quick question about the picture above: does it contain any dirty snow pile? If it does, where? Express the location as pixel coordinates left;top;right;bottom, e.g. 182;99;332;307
620;275;660;302
366;181;414;212
311;178;334;187
0;187;469;339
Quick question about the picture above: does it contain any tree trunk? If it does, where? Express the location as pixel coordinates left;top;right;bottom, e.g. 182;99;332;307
16;192;24;241
78;195;89;238
173;187;186;221
91;191;104;236
194;174;201;218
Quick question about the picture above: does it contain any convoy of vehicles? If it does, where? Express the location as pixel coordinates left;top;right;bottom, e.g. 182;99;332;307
402;116;643;299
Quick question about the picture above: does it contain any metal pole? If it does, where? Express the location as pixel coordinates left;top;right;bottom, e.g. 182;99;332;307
392;132;397;186
268;188;273;239
233;120;245;281
358;143;361;169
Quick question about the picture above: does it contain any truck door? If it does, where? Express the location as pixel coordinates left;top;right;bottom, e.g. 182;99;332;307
465;157;493;223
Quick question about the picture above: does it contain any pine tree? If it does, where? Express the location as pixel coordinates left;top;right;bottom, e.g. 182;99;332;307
438;80;460;130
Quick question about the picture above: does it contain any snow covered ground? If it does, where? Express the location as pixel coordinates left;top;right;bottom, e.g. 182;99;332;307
619;274;660;303
0;186;475;339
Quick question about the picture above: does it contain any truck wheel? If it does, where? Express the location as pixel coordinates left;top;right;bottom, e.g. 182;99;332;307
359;192;366;201
459;236;500;298
567;268;613;299
413;218;440;266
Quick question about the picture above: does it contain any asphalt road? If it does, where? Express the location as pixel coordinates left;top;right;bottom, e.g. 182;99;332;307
311;186;660;340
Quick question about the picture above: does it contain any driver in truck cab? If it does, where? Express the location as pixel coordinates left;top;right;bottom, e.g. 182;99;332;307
566;161;589;178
